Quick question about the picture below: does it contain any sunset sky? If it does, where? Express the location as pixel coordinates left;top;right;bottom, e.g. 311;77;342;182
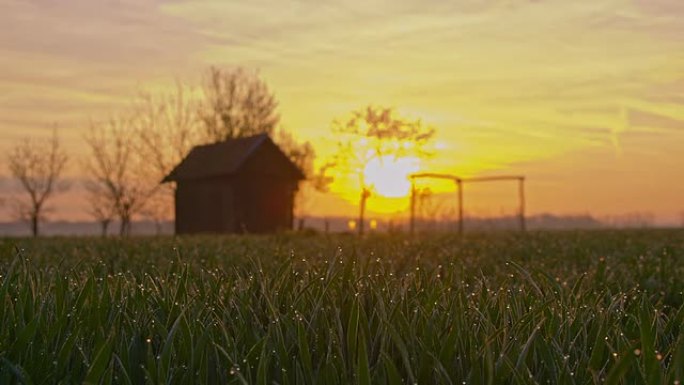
1;0;683;224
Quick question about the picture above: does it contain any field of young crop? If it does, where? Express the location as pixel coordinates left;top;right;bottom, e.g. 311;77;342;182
0;230;683;384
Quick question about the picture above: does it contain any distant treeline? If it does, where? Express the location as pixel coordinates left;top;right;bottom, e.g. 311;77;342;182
0;213;673;237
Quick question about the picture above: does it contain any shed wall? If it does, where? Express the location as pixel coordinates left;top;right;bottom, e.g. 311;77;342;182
175;178;235;234
233;175;297;233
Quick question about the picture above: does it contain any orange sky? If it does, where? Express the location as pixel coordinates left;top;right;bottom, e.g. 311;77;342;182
1;0;683;224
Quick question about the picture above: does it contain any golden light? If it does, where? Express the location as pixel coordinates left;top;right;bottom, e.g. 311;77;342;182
369;219;378;230
347;220;357;231
363;156;420;198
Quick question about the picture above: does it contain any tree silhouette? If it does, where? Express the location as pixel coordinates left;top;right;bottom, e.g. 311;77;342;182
7;128;69;237
330;106;435;235
133;72;323;231
83;119;155;236
199;66;319;179
133;82;203;233
200;66;279;142
198;66;328;229
274;129;332;228
82;67;321;235
83;180;115;237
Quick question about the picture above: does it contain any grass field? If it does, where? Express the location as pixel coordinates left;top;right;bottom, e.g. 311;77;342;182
1;230;683;384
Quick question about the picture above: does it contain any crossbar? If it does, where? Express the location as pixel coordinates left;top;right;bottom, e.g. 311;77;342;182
409;172;526;235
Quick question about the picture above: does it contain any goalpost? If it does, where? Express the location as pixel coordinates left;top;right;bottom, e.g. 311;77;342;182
408;173;526;235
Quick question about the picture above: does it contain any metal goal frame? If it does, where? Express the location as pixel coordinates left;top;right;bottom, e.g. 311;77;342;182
409;173;526;235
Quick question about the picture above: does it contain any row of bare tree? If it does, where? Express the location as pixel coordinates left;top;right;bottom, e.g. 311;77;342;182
4;67;324;237
4;66;438;237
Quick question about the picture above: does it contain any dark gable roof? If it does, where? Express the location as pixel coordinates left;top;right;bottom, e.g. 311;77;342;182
162;133;304;182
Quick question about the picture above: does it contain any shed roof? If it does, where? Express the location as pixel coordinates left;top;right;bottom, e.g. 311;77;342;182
162;133;305;182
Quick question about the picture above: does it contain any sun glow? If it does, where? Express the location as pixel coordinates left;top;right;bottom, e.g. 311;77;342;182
363;156;420;198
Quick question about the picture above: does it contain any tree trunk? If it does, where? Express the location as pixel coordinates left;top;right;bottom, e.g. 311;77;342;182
358;188;370;236
31;213;39;237
100;220;110;237
120;215;131;237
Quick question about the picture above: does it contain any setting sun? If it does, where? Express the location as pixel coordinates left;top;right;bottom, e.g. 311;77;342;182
1;0;683;226
2;2;684;383
363;156;420;198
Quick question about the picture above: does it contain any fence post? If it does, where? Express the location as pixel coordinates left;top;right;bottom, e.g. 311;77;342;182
519;177;526;232
457;179;464;236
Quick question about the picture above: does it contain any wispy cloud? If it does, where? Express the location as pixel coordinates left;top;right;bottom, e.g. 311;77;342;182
0;0;682;219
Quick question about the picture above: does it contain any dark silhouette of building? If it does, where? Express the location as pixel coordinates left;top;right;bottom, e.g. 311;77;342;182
163;134;304;234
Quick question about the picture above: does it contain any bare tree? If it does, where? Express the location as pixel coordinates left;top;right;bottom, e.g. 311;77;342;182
83;180;115;236
274;129;334;229
198;67;328;230
7;128;69;237
132;82;203;232
330;106;435;236
275;129;315;177
135;83;202;179
82;68;318;235
83;118;155;236
200;66;279;142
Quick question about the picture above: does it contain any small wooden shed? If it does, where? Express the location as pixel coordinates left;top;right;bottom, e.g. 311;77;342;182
162;134;305;234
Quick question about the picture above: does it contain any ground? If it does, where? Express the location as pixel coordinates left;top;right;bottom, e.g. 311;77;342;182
0;230;683;384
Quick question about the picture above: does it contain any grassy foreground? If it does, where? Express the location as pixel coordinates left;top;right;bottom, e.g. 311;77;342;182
0;230;683;384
